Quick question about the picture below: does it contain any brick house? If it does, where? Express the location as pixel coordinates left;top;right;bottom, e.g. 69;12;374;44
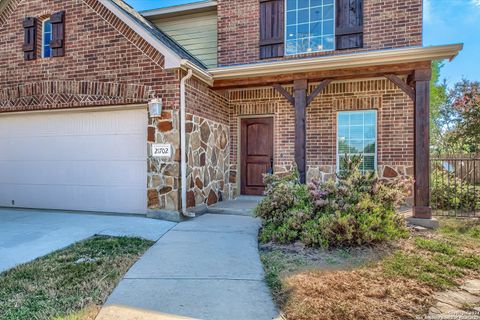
0;0;462;222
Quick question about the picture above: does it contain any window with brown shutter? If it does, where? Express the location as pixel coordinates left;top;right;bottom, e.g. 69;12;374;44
23;17;37;61
50;11;65;57
259;0;284;59
335;0;363;50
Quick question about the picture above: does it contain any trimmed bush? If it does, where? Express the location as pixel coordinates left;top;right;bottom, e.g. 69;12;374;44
255;170;313;243
255;156;409;248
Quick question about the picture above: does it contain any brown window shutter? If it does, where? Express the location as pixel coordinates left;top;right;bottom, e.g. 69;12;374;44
335;0;363;50
50;11;65;57
22;17;37;61
259;0;284;59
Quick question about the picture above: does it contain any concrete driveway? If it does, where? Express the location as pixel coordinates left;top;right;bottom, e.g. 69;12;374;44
0;208;176;273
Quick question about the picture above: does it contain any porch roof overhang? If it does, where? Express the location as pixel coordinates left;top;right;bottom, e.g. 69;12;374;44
208;44;463;89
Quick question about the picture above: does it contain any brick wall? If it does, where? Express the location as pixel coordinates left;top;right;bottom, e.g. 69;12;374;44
217;0;260;67
228;78;414;203
0;0;180;112
218;0;423;66
185;76;229;125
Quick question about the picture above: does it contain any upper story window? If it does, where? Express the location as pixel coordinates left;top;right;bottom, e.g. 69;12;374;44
285;0;335;55
42;19;53;58
22;11;65;61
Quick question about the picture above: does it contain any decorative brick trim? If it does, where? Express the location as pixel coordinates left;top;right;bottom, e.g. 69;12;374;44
333;96;382;110
0;0;21;28
229;78;400;102
229;86;292;102
318;78;398;95
232;101;277;116
0;80;152;111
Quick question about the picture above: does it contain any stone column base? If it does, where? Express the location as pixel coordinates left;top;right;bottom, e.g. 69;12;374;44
147;210;186;223
407;217;439;229
413;206;432;219
147;204;209;223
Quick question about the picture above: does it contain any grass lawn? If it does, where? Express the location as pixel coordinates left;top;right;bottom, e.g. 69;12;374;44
0;236;153;320
260;219;480;320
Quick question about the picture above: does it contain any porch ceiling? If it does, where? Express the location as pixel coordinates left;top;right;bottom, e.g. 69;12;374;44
208;44;463;89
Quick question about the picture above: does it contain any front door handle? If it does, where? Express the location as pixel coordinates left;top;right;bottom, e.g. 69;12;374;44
267;158;274;175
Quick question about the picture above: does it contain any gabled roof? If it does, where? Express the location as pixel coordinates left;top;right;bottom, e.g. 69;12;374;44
108;0;207;70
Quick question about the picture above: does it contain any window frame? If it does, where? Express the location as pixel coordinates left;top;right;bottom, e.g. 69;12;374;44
284;0;336;56
41;19;53;59
336;110;378;173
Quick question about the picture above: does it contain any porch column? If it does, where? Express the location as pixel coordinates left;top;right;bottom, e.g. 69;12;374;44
413;69;432;219
294;79;308;183
273;79;331;184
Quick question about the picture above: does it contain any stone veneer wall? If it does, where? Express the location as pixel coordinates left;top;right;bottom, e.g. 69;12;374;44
184;76;236;206
146;111;234;212
147;110;181;211
185;114;233;208
229;78;415;204
147;75;235;212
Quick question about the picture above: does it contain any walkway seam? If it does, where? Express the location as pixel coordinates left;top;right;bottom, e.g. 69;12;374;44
171;229;258;235
152;222;178;242
123;277;265;281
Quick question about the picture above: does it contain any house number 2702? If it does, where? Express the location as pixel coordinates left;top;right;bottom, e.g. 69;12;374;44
152;144;172;158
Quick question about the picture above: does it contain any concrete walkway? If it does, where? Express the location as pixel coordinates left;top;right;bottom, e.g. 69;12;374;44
0;208;176;273
207;196;263;216
98;202;278;320
429;279;480;317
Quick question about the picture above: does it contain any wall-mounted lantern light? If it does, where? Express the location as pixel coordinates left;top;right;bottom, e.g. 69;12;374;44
148;98;163;118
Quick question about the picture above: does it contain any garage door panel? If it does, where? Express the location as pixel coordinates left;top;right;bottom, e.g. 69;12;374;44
0;135;147;161
0;160;146;186
0;184;146;213
0;108;148;214
0;109;146;138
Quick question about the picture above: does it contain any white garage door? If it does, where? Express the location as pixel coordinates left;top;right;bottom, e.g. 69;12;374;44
0;107;148;214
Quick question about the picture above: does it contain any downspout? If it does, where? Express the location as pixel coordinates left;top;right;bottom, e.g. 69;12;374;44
180;69;194;217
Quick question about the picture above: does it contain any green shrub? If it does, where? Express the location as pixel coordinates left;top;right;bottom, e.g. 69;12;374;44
256;156;409;248
255;170;314;244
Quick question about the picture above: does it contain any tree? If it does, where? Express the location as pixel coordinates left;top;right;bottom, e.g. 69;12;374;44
430;61;448;152
429;61;480;154
446;80;480;153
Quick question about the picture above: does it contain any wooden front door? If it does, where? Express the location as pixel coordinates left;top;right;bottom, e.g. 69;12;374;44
241;117;274;195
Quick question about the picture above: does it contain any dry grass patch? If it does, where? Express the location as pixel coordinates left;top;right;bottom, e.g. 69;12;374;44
261;218;480;320
0;236;153;320
54;305;101;320
283;268;433;320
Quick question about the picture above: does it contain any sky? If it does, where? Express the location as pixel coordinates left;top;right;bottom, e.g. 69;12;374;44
126;0;480;87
